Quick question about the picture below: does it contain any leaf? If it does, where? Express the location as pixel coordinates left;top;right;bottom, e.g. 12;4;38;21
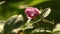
42;8;51;18
0;1;5;5
32;32;51;34
52;31;60;34
27;0;50;6
52;23;60;34
3;14;24;34
19;0;50;9
24;28;34;34
53;23;60;32
0;20;6;32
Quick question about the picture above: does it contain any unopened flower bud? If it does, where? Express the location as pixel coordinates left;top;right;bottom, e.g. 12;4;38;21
25;7;41;19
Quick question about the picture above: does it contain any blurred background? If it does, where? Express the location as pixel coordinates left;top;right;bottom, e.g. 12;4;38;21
0;0;60;34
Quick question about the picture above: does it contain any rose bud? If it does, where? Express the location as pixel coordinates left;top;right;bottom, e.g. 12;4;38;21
25;7;41;19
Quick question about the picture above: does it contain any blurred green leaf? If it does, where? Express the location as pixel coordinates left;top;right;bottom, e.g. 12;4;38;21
3;15;24;34
0;1;5;5
24;28;34;34
41;8;51;18
28;0;50;6
32;32;51;34
53;23;60;32
52;31;60;34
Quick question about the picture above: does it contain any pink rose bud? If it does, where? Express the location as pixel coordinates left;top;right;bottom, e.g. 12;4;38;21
25;7;41;19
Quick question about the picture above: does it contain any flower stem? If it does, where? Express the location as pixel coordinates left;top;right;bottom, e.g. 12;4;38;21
25;18;31;25
32;18;54;25
20;18;31;30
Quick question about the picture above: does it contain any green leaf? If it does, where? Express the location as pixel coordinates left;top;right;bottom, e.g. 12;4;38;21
52;31;60;34
53;23;60;32
19;0;50;8
41;8;51;18
27;0;50;6
24;28;34;34
3;14;24;34
0;1;5;5
0;20;6;32
32;32;51;34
